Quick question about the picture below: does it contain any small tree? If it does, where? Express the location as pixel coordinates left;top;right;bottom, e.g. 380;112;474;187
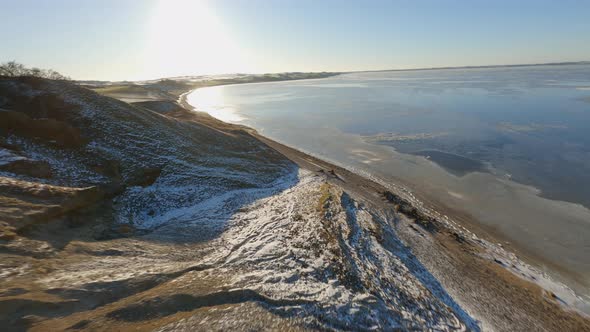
0;61;27;76
29;67;43;77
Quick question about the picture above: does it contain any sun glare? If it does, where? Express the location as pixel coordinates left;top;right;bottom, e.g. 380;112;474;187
187;86;245;122
144;0;252;79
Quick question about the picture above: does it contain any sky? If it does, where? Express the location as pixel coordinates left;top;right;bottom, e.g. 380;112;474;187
1;0;589;81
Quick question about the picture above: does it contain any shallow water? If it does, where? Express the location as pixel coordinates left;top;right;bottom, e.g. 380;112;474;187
187;64;590;298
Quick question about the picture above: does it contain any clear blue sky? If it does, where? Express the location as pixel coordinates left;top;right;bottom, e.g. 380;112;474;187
1;0;589;81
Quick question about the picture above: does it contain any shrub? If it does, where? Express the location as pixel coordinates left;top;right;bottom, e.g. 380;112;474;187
0;61;70;80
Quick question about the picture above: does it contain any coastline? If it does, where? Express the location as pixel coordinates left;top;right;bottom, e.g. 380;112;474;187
178;84;590;321
5;75;583;330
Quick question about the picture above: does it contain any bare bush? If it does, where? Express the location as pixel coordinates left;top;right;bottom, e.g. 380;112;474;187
0;61;70;80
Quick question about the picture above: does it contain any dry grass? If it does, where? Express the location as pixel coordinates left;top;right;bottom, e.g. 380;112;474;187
316;182;332;213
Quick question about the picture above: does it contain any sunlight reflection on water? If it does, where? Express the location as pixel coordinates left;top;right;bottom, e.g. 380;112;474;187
187;86;245;122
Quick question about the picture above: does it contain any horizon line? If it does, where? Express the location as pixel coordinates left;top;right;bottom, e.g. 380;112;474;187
74;60;590;83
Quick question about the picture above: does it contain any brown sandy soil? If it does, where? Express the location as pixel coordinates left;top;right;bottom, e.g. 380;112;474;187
0;76;589;331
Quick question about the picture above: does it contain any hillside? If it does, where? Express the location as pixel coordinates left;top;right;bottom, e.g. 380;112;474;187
0;77;588;331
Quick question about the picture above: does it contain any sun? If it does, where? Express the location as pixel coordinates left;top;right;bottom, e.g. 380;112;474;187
144;0;253;79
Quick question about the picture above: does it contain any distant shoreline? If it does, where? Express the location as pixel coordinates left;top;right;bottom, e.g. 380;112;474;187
343;60;590;74
77;61;590;84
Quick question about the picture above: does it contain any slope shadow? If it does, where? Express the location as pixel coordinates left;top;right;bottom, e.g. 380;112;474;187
105;290;314;322
136;163;301;245
376;209;481;331
0;166;303;327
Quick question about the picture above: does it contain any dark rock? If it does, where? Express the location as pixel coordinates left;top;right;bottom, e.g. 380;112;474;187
0;288;28;297
383;190;402;204
92;159;121;179
452;232;466;244
415;218;438;233
94;223;149;241
383;191;438;233
68;319;91;330
0;137;20;151
0;110;85;148
0;84;75;120
126;167;161;187
0;159;52;178
28;93;73;120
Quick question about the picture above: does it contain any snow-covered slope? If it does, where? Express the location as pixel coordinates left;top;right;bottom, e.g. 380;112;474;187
23;171;476;331
0;77;293;231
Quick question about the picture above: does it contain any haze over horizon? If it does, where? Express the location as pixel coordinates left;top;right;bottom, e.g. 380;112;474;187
2;0;590;81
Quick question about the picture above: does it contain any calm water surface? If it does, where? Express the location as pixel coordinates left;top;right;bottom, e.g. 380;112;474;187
188;65;590;298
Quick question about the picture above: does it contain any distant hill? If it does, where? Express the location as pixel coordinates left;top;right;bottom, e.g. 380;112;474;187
354;60;590;74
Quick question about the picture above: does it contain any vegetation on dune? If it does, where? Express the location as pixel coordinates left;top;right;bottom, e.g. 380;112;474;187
316;182;332;213
0;61;69;80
